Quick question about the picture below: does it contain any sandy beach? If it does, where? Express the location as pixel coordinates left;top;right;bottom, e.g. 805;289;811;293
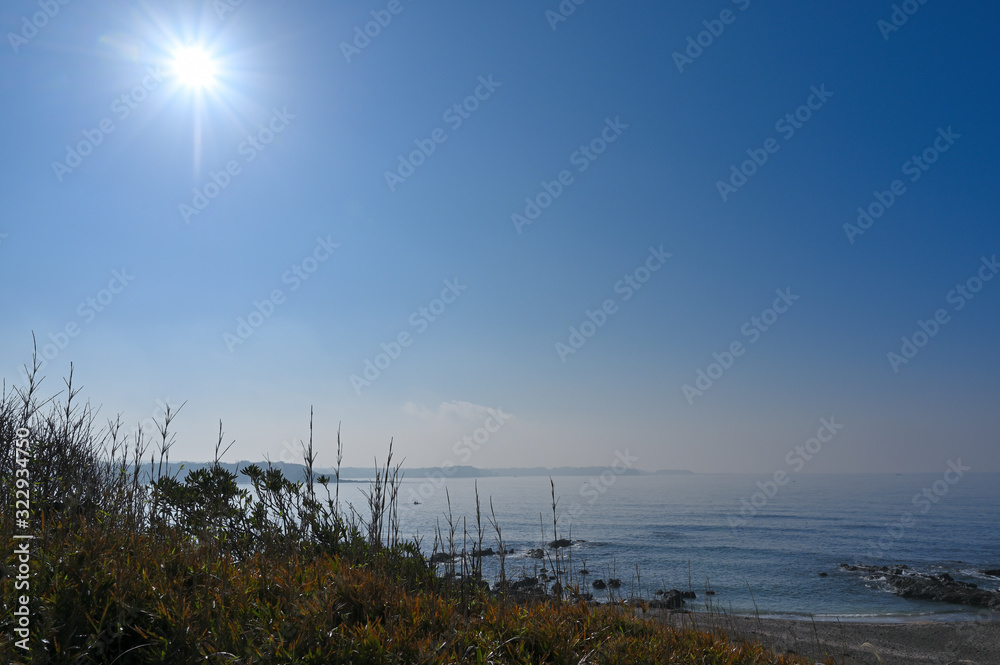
652;610;1000;665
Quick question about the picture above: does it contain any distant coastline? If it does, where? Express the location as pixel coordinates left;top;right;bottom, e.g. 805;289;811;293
140;461;692;481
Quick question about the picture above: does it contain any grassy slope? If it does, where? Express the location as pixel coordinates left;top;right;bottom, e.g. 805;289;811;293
4;518;824;664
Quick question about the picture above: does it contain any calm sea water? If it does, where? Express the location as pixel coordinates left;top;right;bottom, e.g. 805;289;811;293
325;472;1000;619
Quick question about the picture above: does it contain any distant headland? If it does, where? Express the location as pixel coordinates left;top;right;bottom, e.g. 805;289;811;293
141;461;692;481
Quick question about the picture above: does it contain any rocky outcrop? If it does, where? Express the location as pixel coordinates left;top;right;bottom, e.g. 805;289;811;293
649;589;686;609
982;569;1000;578
507;577;537;593
431;547;506;562
430;547;513;563
840;564;1000;610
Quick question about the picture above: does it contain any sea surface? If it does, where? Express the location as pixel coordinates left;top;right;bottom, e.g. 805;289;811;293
321;472;1000;620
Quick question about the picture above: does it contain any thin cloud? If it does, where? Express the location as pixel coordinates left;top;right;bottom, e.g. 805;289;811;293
403;400;512;424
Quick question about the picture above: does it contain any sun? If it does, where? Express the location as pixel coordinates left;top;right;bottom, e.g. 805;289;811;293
171;45;217;89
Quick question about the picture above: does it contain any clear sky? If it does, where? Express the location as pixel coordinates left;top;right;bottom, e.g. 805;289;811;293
2;0;997;473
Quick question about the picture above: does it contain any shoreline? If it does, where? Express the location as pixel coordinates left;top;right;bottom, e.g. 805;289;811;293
648;609;999;664
746;610;989;623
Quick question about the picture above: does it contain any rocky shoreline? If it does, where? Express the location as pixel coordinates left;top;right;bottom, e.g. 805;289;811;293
430;540;1000;617
840;563;1000;610
651;561;1000;663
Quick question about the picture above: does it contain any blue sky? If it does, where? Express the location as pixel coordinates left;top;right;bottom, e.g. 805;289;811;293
1;0;997;473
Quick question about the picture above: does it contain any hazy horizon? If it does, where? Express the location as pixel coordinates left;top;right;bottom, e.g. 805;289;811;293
2;1;998;474
128;458;1000;477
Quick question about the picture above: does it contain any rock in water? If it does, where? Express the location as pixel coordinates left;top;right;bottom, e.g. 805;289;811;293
841;564;1000;610
649;589;686;609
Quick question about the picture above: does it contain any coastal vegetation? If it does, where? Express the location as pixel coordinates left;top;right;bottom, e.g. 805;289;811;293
1;353;824;664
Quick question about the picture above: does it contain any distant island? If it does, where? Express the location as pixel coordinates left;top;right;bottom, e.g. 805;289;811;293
140;460;692;482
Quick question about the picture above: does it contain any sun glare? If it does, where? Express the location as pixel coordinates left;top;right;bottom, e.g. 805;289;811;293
171;45;217;89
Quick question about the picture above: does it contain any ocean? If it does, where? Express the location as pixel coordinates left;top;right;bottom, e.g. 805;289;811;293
327;471;1000;620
